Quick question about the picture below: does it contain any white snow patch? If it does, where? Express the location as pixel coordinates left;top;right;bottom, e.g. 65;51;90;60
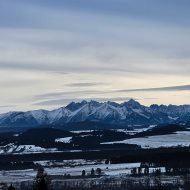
0;144;58;154
55;137;72;143
15;145;46;152
168;116;179;120
71;130;93;133
13;134;19;137
102;131;190;148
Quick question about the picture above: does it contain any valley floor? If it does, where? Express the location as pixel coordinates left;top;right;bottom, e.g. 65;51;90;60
0;125;190;189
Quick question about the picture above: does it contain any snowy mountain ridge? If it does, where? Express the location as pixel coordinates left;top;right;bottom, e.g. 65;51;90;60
0;99;190;128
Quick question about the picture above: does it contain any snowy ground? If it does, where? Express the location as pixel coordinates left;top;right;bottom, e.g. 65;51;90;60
0;161;141;183
116;126;156;135
0;144;58;154
55;137;72;143
45;162;141;176
72;126;156;136
102;131;190;148
37;160;141;177
0;144;88;154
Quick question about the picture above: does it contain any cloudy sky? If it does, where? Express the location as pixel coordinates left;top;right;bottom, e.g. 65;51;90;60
0;0;190;113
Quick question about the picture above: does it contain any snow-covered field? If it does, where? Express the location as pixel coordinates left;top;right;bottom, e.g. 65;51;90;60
55;137;72;143
34;159;105;167
116;125;157;135
0;161;141;182
0;144;57;154
45;162;141;176
102;131;190;148
0;158;169;186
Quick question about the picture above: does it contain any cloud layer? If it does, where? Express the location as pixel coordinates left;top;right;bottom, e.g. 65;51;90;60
0;0;190;112
118;85;190;92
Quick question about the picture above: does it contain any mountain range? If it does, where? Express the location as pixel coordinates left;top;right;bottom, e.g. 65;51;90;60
0;99;190;128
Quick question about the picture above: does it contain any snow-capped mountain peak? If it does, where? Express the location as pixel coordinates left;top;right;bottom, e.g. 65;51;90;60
0;100;190;128
122;99;142;109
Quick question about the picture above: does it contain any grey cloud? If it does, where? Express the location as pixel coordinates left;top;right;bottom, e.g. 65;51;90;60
0;62;48;71
33;97;136;106
1;10;190;77
34;90;109;100
32;84;190;102
66;82;107;87
0;78;42;88
118;84;190;93
2;0;190;29
0;105;16;108
0;61;130;74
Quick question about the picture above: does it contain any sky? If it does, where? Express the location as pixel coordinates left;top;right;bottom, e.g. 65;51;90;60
0;0;190;113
